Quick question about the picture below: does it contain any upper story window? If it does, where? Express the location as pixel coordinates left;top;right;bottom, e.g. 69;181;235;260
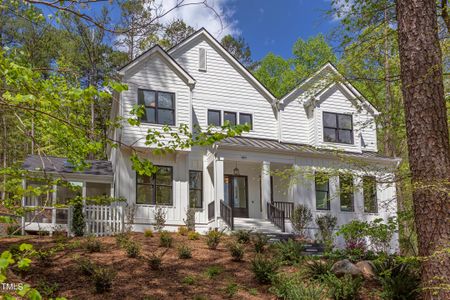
208;110;221;126
340;174;354;212
207;110;253;129
138;89;175;125
363;176;378;213
315;173;330;210
239;113;253;130
323;112;353;144
189;171;203;208
224;111;237;125
136;166;173;205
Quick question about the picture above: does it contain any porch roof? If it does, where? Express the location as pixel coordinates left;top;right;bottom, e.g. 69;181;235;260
218;137;400;165
22;155;113;176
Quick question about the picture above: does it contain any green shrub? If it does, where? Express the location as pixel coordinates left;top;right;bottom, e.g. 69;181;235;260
182;275;197;285
178;226;189;236
273;239;304;265
92;265;116;293
252;233;269;253
321;273;363;300
304;258;335;281
36;280;59;298
115;232;130;247
178;244;192;259
153;206;167;231
204;265;223;279
35;249;54;267
233;229;251;244
184;207;196;231
270;273;327;300
148;254;163;270
206;229;223;250
125;240;141;258
144;229;153;237
224;282;239;297
85;236;102;253
187;231;200;240
71;199;85;237
316;213;337;252
291;204;312;237
159;230;173;248
227;242;245;261
6;224;21;236
251;254;279;284
77;257;96;276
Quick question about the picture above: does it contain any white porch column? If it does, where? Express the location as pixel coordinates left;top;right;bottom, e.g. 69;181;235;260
213;156;224;227
261;161;271;219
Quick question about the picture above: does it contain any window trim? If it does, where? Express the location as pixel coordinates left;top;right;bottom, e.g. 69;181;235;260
315;173;330;210
339;174;354;212
239;112;253;130
189;170;203;209
224;111;237;126
323;112;354;144
207;109;222;126
363;176;378;213
138;89;176;126
136;166;173;206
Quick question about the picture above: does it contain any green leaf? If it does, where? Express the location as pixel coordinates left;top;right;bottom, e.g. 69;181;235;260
19;243;33;252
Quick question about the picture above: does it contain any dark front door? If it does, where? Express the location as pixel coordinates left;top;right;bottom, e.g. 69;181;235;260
224;175;249;218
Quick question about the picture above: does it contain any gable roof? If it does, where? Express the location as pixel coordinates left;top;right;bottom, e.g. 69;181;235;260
168;28;277;103
118;45;196;87
280;62;380;116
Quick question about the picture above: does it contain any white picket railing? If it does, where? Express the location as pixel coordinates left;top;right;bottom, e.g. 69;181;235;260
82;203;125;236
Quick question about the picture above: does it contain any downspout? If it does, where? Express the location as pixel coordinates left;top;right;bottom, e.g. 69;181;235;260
276;100;282;143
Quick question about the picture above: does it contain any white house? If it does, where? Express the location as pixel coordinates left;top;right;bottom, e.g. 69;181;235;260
22;28;399;249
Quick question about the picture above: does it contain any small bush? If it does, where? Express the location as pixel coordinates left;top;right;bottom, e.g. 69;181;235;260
36;280;59;298
251;254;279;284
305;258;335;281
228;242;245;261
6;224;21;236
270;273;327;300
182;275;197;285
115;232;130;247
321;273;363;300
148;254;162;270
233;229;251;244
159;231;173;248
77;258;96;276
184;207;196;231
35;249;54;267
71;199;85;237
178;244;192;259
316;213;337;252
92;265;116;293
206;229;223;250
291;204;313;237
144;229;153;237
153;206;167;231
252;233;269;253
204;265;223;279
273;239;304;265
85;237;102;253
187;231;200;240
178;226;189;236
224;282;239;298
125;240;141;258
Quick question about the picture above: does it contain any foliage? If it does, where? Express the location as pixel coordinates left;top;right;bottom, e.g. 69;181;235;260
91;265;116;293
252;232;269;253
304;258;335;281
178;226;189;236
273;239;305;265
36;280;59;298
182;275;197;285
224;282;239;298
77;257;96;276
153;206;167;231
187;231;200;240
147;252;165;271
178;244;192;259
250;254;279;284
144;228;153;237
227;241;245;261
316;213;337;252
270;272;327;300
125;240;141;258
321;273;363;300
84;236;103;253
115;232;131;248
183;208;196;232
35;249;54;267
337;220;368;252
71;198;85;237
159;231;173;248
291;205;313;237
206;229;223;250
232;229;251;244
204;265;223;279
221;34;253;66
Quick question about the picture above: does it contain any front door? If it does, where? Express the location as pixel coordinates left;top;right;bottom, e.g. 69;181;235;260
224;175;249;218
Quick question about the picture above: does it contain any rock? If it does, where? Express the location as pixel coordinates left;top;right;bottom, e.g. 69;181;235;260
356;260;376;279
331;259;362;277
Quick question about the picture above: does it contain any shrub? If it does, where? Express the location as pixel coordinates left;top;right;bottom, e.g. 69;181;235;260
316;213;337;252
77;258;96;276
178;244;192;259
37;280;59;298
182;275;197;285
125;240;141;258
366;217;397;253
252;233;269;253
304;258;335;281
187;231;200;240
153;206;167;231
227;242;245;261
144;229;154;237
206;229;223;250
115;232;130;247
178;226;189;236
250;254;279;284
6;224;21;236
92;265;116;293
270;273;327;300
233;229;251;244
159;231;173;248
35;249;54;267
337;220;368;252
204;265;223;279
273;239;304;265
291;204;312;237
71;198;85;237
224;282;239;298
321;273;363;300
184;207;196;231
85;236;102;253
148;253;163;270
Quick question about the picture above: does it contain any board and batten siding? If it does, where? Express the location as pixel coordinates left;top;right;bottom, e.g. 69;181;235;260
171;39;278;140
120;52;191;148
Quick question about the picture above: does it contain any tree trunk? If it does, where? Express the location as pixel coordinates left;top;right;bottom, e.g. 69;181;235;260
396;0;450;298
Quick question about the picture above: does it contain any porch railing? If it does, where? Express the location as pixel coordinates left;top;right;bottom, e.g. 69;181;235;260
208;201;215;221
267;202;285;232
273;201;294;220
220;200;233;230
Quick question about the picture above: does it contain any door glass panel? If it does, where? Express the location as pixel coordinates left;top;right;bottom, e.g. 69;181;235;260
224;176;231;206
233;177;247;208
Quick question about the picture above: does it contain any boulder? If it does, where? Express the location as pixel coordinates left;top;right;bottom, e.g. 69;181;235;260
356;260;376;279
331;259;362;277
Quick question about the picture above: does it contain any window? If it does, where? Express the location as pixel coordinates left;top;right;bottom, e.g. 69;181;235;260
208;110;221;126
363;176;378;213
239;113;253;129
136;166;173;205
340;174;354;211
315;173;330;210
189;171;203;208
138;89;175;125
323;112;353;144
224;111;237;125
199;48;207;71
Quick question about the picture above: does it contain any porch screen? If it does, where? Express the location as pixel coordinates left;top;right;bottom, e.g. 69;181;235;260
136;166;173;205
339;174;354;212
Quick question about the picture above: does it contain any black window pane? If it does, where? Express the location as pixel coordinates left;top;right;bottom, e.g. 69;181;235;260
239;113;252;129
142;90;156;107
189;190;202;208
137;174;152;184
158;109;174;125
323;112;337;127
156;186;172;205
338;129;353;144
144;108;156;123
338;114;352;130
156;167;172;185
224;112;236;125
208;110;221;126
316;191;329;210
363;176;378;213
137;185;153;204
324;128;337;142
189;171;202;189
158;92;174;109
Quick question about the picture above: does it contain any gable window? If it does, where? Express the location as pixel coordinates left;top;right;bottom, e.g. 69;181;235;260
315;173;330;210
208;110;221;126
224;111;237;125
323;112;353;144
363;176;378;213
138;89;175;125
189;171;203;208
136;166;173;205
340;174;354;212
239;113;253;129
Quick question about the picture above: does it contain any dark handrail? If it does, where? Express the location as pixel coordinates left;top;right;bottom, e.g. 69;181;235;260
208;201;215;221
273;201;294;219
220;200;233;230
267;202;285;232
